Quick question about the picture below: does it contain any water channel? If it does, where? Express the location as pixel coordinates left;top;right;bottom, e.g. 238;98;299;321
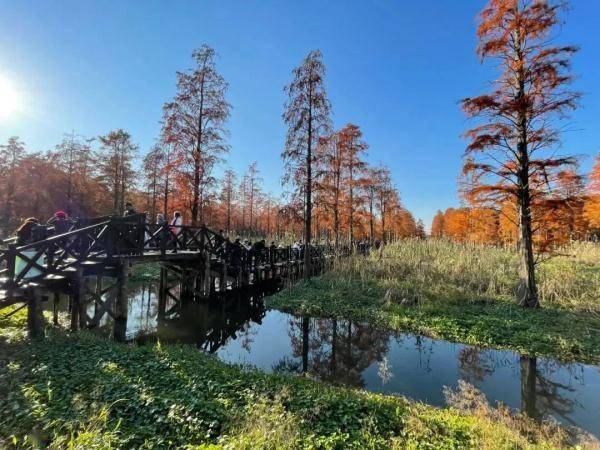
80;282;600;437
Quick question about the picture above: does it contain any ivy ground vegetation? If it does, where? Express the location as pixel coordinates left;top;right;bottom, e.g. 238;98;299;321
0;305;578;449
269;239;600;364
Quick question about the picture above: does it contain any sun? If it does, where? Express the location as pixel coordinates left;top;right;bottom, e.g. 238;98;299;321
0;76;21;119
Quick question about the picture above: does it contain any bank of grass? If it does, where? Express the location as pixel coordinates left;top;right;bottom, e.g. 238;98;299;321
129;261;161;282
0;312;576;449
268;239;600;364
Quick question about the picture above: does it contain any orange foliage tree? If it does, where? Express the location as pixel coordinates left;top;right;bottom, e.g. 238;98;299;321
462;0;580;307
162;45;230;226
584;155;600;233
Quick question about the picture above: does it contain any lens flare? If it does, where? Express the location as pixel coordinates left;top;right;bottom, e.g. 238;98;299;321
0;76;21;119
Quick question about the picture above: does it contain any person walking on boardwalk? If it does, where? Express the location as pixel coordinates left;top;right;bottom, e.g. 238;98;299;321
170;211;183;253
16;217;41;246
14;217;45;279
123;202;136;217
231;237;243;267
47;210;73;235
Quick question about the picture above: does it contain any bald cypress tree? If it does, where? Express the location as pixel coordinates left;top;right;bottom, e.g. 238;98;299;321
462;0;580;308
163;45;230;226
282;50;331;277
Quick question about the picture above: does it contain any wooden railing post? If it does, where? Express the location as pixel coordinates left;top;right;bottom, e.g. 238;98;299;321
203;251;211;297
160;224;167;256
105;219;115;261
5;244;17;295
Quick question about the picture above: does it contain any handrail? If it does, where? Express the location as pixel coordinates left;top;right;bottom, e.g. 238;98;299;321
0;213;360;292
13;220;112;252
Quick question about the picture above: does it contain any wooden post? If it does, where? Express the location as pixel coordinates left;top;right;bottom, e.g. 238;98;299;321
27;287;44;338
158;266;167;323
94;274;103;317
113;263;128;342
53;292;59;326
235;267;241;290
180;269;194;303
6;244;16;298
203;252;211;297
70;268;85;331
77;269;87;330
220;261;227;293
69;292;78;331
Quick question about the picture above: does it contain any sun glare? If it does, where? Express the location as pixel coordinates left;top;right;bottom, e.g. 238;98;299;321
0;75;21;119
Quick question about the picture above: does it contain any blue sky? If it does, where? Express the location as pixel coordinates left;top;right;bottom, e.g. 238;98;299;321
0;0;598;227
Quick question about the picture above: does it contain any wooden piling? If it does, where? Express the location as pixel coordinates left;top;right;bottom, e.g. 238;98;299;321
157;266;167;322
219;261;227;293
78;271;87;330
69;292;78;331
94;274;103;317
113;263;129;342
70;268;85;331
27;287;44;338
53;292;59;326
203;252;211;296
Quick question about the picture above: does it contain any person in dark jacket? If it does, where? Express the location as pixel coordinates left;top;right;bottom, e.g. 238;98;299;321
47;210;73;235
231;237;243;267
14;218;46;279
16;218;40;245
124;202;136;217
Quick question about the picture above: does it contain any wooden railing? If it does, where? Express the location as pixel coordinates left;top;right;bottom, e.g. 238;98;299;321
0;214;354;292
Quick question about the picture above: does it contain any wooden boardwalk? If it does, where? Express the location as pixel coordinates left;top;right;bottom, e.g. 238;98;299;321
0;214;341;338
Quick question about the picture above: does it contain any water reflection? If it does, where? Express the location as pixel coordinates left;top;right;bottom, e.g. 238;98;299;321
121;284;599;437
284;317;391;388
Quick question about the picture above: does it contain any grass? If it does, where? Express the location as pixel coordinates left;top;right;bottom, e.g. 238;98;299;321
268;239;600;364
129;262;161;282
0;309;582;449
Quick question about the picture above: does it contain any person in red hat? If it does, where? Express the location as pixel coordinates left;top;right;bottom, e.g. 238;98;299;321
47;210;73;235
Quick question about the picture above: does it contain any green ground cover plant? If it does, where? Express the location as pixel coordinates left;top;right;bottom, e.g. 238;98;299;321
0;311;576;449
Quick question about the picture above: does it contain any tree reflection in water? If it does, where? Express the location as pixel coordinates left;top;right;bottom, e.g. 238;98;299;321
520;357;582;426
284;316;391;388
457;347;581;424
147;290;267;353
128;284;595;434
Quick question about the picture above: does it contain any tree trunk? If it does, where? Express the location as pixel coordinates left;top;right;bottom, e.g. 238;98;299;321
192;75;205;227
304;88;313;278
226;195;231;233
163;173;169;218
349;163;354;246
515;59;539;308
369;193;374;245
302;316;309;372
192;156;200;226
520;356;538;419
517;188;539;307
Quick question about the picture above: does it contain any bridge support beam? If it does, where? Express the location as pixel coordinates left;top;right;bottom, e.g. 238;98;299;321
53;292;60;326
69;268;85;332
113;263;128;342
220;262;227;293
203;252;211;297
78;272;88;330
158;266;167;323
27;287;45;338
